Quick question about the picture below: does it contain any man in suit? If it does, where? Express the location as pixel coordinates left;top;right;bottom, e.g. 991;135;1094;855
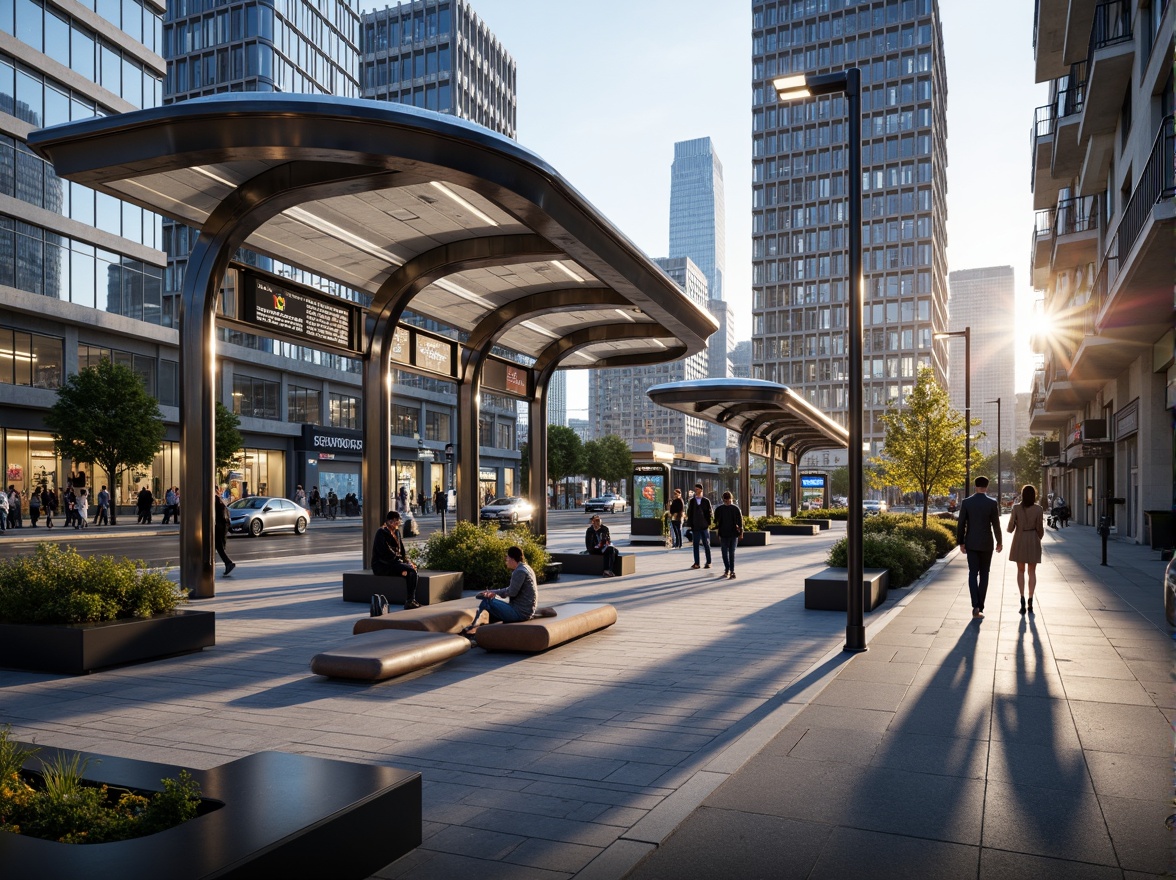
956;476;1003;618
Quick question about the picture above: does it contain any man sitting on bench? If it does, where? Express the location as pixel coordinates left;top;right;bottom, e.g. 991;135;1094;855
371;510;421;610
585;515;619;577
462;546;554;636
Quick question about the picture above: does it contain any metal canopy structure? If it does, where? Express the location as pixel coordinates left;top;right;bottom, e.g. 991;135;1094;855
646;379;849;515
29;94;717;597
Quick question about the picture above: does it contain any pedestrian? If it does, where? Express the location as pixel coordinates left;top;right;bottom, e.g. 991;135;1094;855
28;486;40;527
75;489;88;529
686;483;713;570
95;485;109;526
398;484;408;513
668;488;685;549
1007;484;1045;614
63;487;77;528
713;491;745;580
0;487;8;534
434;484;447;533
310;486;321;518
7;486;21;528
370;510;420;609
214;487;235;576
956;476;1003;619
294;485;306;508
584;515;619;577
43;488;56;528
162;486;178;524
136;485;154;524
327;489;338;519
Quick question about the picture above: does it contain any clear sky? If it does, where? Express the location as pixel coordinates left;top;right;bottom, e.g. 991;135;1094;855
366;0;1049;414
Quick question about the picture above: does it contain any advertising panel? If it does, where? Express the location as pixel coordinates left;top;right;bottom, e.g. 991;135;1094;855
631;463;671;540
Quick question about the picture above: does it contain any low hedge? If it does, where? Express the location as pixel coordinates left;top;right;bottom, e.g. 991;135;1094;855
795;508;848;521
756;515;794;526
411;521;551;592
863;513;956;558
0;544;185;625
827;532;936;588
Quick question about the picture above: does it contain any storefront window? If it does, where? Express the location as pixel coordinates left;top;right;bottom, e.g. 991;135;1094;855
391;403;418;437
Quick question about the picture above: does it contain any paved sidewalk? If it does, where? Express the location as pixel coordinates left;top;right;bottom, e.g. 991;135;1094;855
625;524;1172;879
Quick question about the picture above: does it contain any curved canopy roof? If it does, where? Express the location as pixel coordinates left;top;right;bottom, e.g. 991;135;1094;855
27;94;716;370
647;378;849;458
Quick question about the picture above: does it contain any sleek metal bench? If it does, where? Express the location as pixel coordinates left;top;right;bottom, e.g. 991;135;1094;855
548;552;635;576
310;629;471;681
473;602;617;652
341;569;464;605
707;530;771;546
803;567;890;611
353;597;482;635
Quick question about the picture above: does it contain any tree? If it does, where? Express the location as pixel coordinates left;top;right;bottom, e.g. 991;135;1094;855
215;401;243;479
1013;436;1045;492
45;359;165;525
546;426;584;508
868;366;967;527
829;466;849;498
592;434;632;490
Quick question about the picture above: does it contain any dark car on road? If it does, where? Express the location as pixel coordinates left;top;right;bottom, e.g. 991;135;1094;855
228;496;311;536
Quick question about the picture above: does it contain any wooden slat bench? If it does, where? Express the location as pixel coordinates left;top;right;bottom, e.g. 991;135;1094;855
473;602;617;652
353;598;481;635
310;629;470;681
342;569;464;605
548;552;635;576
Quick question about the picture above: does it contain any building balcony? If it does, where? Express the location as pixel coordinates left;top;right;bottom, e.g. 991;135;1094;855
1032;105;1064;209
1080;1;1134;142
1033;0;1070;81
1062;0;1099;67
1051;194;1099;271
1030;210;1052;288
1078;131;1114;195
1094;117;1176;343
1051;72;1086;179
1028;370;1074;431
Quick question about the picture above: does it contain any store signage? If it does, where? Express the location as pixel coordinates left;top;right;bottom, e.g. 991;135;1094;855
482;357;531;399
800;474;827;489
414;336;453;376
389;327;411;365
302;425;363;454
240;270;362;355
1114;400;1138;438
318;453;335;460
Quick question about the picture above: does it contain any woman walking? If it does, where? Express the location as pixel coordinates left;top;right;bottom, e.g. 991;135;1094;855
1007;484;1045;614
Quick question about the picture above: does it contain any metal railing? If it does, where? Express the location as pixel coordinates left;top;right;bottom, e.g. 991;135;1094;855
1033;209;1053;236
1054;194;1099;238
1114;115;1175;265
1089;0;1133;59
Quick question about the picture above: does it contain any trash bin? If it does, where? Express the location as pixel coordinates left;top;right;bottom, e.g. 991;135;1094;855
1144;510;1174;550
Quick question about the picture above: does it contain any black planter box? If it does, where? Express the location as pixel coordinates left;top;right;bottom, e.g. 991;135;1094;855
0;610;215;674
709;530;771;546
0;746;421;880
765;523;820;536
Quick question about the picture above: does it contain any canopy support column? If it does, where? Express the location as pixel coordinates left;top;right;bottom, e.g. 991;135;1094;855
766;446;776;517
790;460;800;517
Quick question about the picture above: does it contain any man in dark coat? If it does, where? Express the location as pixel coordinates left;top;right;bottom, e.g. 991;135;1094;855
686;483;713;570
371;511;420;609
956;476;1003;618
585;515;619;577
214;488;235;577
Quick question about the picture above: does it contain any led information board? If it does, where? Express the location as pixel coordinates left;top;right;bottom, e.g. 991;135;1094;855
240;270;362;356
482;357;530;399
630;463;671;541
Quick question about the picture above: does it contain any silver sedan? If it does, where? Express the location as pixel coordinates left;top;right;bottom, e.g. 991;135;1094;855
228;496;311;536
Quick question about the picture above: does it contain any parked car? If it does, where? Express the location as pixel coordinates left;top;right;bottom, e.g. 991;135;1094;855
1165;557;1175;628
584;494;626;514
862;499;887;516
228;496;311;536
479;497;534;526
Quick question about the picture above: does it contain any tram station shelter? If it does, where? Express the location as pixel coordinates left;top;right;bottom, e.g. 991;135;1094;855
29;95;717;597
647;379;849;514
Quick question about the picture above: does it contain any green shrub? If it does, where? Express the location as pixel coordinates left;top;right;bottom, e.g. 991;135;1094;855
741;515;761;532
826;532;936;588
415;521;551;592
863;514;956;558
0;544;184;625
795;508;848;521
756;515;794;526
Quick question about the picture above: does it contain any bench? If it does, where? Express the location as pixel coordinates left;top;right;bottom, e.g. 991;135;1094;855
342;569;464;605
708;530;771;546
804;567;890;612
310;629;470;681
764;523;820;536
353;597;482;635
548;552;635;576
473;602;617;652
797;518;832;530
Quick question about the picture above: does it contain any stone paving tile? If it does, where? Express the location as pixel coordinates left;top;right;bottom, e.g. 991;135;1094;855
984;739;1092;792
785;726;883;766
982;780;1118;865
1098;794;1175;874
503;837;604;875
1068;700;1172;756
869;730;988;779
977;848;1124;879
807;826;979;879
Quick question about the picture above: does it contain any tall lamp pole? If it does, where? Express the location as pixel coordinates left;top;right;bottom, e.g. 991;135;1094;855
933;327;971;499
986;397;1002;510
775;68;865;653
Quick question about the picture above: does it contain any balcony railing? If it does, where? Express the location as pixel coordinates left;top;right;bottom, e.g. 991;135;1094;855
1033;209;1053;235
1089;0;1133;59
1034;104;1055;139
1054;194;1099;238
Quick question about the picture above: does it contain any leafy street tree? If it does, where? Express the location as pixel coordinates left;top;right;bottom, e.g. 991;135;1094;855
215;401;243;481
1013;436;1046;490
829;466;849;498
868;366;967;527
586;434;632;492
45;359;165;525
546;425;584;508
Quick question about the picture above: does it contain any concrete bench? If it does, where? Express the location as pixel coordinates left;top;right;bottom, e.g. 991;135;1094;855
310;629;470;681
549;552;635;576
353;597;482;635
708;530;771;546
474;602;617;653
342;569;464;605
764;523;820;536
804;567;890;612
797;518;833;530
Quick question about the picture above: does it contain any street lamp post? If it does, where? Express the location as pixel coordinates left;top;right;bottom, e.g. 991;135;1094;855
775;68;865;653
986;397;1002;510
933;327;971;499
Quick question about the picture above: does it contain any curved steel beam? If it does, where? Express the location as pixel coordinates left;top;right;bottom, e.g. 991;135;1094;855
532;324;677;376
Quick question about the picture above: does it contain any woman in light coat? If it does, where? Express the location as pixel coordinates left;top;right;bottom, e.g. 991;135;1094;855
1007;484;1045;614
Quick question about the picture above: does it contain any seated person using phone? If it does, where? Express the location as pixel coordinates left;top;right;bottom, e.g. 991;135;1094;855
585;515;619;577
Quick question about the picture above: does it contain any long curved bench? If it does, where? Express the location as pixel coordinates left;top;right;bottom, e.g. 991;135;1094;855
473;602;617;652
353;597;481;635
310;629;470;681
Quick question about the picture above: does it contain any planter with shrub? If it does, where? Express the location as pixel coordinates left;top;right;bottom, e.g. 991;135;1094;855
410;522;551;593
863;513;956;558
826;532;936;589
794;508;849;521
0;544;213;674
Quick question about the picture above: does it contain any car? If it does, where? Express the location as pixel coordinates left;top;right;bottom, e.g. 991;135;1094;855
584;494;626;514
479;496;534;526
228;496;311;536
862;499;887;516
1165;557;1175;628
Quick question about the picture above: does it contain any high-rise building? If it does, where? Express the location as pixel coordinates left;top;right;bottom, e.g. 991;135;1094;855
547;369;567;428
669;137;731;455
360;0;516;139
750;0;949;454
730;340;752;379
947;266;1017;458
1028;0;1173;539
589;257;710;456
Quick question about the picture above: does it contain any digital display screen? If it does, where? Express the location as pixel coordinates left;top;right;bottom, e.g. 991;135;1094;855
633;473;665;520
800;474;826;488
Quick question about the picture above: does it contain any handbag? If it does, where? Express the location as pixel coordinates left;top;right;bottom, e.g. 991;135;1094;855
369;594;389;617
684;527;693;542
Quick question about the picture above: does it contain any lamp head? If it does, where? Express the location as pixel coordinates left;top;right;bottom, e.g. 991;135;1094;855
773;70;851;101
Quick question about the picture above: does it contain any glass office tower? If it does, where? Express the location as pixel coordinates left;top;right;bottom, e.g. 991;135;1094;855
750;0;949;453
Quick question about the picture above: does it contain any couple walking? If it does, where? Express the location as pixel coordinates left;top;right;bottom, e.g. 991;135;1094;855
957;476;1045;619
671;484;743;579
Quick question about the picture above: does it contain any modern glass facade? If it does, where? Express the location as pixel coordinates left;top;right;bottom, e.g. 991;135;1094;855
360;0;516;138
669;137;725;302
750;0;949;454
